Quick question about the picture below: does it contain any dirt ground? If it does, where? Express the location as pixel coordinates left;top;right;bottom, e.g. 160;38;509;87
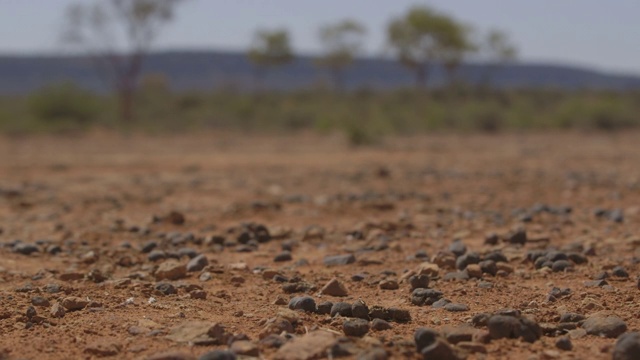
1;131;640;360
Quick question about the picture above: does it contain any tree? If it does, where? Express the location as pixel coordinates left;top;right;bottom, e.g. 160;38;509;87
438;24;475;89
316;20;366;91
387;6;462;89
247;29;293;90
61;0;183;123
479;29;518;89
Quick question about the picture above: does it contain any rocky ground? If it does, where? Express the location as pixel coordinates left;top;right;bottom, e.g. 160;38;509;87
1;132;640;360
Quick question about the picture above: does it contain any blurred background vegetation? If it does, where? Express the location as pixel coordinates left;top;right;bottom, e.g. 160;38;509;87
0;1;638;144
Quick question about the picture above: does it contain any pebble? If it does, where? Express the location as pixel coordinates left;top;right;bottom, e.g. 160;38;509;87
230;340;259;357
343;318;369;337
466;264;483;278
155;261;187;281
552;260;573;272
320;278;349;297
582;314;627;338
31;296;50;307
449;240;467;257
186;254;209;272
432;298;451;308
487;315;541;343
330;302;353;317
379;279;399;290
274;251;292;262
13;243;39;255
148;250;167;262
388;308;411;322
288;296;316;313
612;266;629;278
198;350;237;360
509;228;527;245
444;303;469;312
155;282;177;296
411;288;443;306
147;351;196;360
50;303;65;318
356;348;388;360
613;332;640;360
555;336;572;351
456;252;480;270
559;313;585;323
414;328;439;352
324;254;356;266
351;300;369;320
316;301;333;315
371;318;392;331
61;296;89;311
409;274;429;290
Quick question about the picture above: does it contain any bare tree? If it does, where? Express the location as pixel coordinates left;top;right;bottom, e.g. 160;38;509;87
316;20;366;91
61;0;183;123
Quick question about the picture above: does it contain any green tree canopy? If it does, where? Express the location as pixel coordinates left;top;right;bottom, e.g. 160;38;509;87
317;19;367;91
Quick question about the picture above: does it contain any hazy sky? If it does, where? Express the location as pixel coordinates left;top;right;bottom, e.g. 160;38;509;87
1;0;639;74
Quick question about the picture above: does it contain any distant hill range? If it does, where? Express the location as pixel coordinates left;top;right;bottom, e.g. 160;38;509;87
1;50;640;94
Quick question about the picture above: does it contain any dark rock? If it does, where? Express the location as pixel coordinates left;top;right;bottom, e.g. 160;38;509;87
379;279;399;290
613;332;640;360
484;251;508;263
31;296;50;307
444;303;469;312
567;252;588;264
409;274;430;290
351;274;366;282
43;283;62;293
487;315;541;343
356;348;388;360
471;313;491;327
368;306;390;321
582;315;627;338
148;250;167;262
432;298;451;309
547;287;571;302
552;260;573;272
508;229;527;245
140;241;158;253
288;296;316;313
411;288;443;306
443;271;470;281
612;266;629;278
155;282;177;296
556;336;572;351
370;318;392;331
414;328;439;352
274;252;292;262
316;301;333;315
456;252;481;270
13;243;39;255
421;339;459;360
198;350;237;360
177;247;198;259
559;313;585;323
351;300;369;320
186;254;208;272
330;302;353;317
388;308;411;322
320;278;349;297
343;318;369;337
479;260;497;276
449;240;467;257
324;254;356;266
259;334;286;349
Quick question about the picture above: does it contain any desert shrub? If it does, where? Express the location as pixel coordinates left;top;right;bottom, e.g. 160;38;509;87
28;83;100;128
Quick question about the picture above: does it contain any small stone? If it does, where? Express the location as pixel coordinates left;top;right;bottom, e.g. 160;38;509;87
147;351;196;360
582;314;627;338
61;297;89;311
31;296;50;307
356;348;388;360
155;261;187;281
50;303;65;318
155;282;177;296
84;341;121;357
230;340;259;357
552;260;573;272
613;332;640;360
351;300;369;320
612;266;629;278
274;330;338;360
198;350;237;360
487;315;541;343
411;288;443;306
320;278;349;297
190;290;207;299
186;255;209;272
343;318;369;337
466;264;483;278
509;228;527;245
388;307;411;322
409;274;429;290
449;240;467;257
414;328;439;352
288;296;316;313
559;313;585;323
330;302;353;317
432;298;451;308
13;243;39;255
379;279;399;290
316;301;333;315
556;336;572;351
421;339;459;360
457;342;487;354
166;321;228;345
371;318;392;331
323;254;356;266
274;252;292;262
444;303;469;312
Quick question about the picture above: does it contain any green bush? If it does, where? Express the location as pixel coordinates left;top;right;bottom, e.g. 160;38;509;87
28;83;100;128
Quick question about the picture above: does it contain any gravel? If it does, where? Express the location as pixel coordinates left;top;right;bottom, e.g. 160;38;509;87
343;318;370;337
288;296;316;313
613;332;640;360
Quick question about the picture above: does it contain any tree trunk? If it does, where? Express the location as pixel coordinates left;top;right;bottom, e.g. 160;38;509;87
415;65;428;90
